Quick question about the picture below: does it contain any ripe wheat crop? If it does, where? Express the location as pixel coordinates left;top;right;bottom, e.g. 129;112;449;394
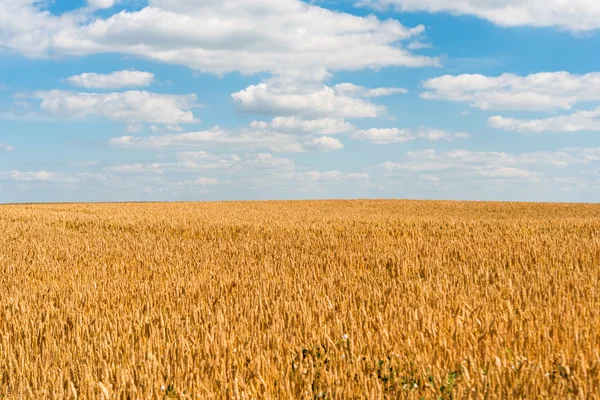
1;200;600;399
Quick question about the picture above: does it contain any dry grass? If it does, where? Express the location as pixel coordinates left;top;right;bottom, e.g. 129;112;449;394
1;200;600;399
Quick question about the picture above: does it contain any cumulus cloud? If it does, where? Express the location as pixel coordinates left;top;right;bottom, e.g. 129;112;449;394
249;117;356;135
382;147;600;184
307;136;344;152
379;147;600;191
87;0;116;10
418;129;470;141
1;0;438;74
109;119;345;153
247;153;297;171
302;170;370;182
352;127;469;144
110;129;306;153
384;150;545;182
65;70;155;89
0;142;15;152
421;72;600;111
489;107;600;134
195;177;218;186
125;124;144;133
107;152;297;177
407;41;432;50
332;83;408;98
0;0;81;58
359;0;600;32
30;90;199;124
0;170;77;182
475;167;540;180
232;73;394;118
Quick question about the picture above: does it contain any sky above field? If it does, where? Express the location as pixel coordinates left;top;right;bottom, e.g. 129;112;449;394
1;0;600;203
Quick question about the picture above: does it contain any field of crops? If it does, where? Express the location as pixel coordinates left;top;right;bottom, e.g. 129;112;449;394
1;200;600;399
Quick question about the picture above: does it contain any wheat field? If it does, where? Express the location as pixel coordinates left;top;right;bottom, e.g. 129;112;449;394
1;200;599;399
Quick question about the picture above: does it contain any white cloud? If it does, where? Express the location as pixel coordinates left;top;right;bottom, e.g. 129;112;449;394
382;147;600;183
353;128;414;143
421;72;600;111
248;153;297;171
379;147;600;191
0;0;82;58
88;0;116;10
489;107;600;134
332;83;408;98
352;127;469;144
232;73;389;118
148;124;184;133
195;177;218;186
110;129;303;153
407;41;432;50
0;170;77;182
125;124;144;133
107;152;296;176
302;170;370;182
0;83;8;91
384;150;546;182
475;167;540;180
176;150;224;161
65;70;155;89
110;121;346;153
307;136;344;152
360;0;600;32
418;129;470;141
249;117;356;135
166;125;184;132
0;142;15;152
1;0;438;74
31;90;199;124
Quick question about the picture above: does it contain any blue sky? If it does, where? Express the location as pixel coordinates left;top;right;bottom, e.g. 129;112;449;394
1;0;599;203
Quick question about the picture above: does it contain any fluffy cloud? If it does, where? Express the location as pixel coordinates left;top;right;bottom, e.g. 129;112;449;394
302;171;370;182
231;73;398;118
379;147;600;190
107;152;297;177
307;136;344;152
383;147;600;182
125;124;144;133
352;127;469;144
407;41;432;50
0;170;77;182
31;90;199;124
475;167;540;180
384;150;544;182
360;0;600;32
65;70;155;89
421;72;600;111
109;120;344;153
87;0;116;10
1;0;437;74
489;107;600;134
249;117;356;135
0;0;81;57
195;177;218;186
418;129;470;141
111;129;305;153
332;83;408;98
0;142;15;152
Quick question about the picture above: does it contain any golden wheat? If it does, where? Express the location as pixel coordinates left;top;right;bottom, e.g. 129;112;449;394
1;200;600;399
